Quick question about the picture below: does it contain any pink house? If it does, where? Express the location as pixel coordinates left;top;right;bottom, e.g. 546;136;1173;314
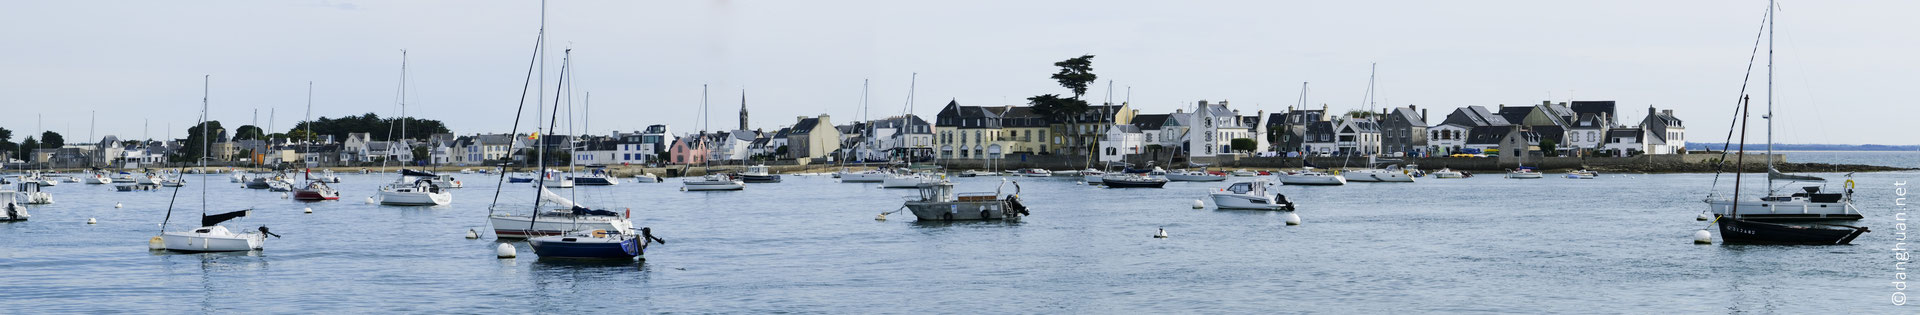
669;134;709;165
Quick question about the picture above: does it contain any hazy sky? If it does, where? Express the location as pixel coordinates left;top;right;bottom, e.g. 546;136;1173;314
3;0;1915;145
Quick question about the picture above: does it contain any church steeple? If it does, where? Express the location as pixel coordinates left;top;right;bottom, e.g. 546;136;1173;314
739;90;749;131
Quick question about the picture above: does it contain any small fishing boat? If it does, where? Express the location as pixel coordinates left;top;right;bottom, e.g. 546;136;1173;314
881;173;941;189
1504;167;1543;179
1209;179;1295;210
243;176;275;189
13;182;52;204
839;169;889;183
292;181;340;201
1080;169;1107;184
432;174;464;188
892;179;1030;221
1276;167;1347;186
738;165;781;183
1565;170;1597;179
682;174;744;191
1230;169;1259;177
633;173;661;183
318;170;342;183
509;172;535;183
1;189;27;221
1430;168;1466;179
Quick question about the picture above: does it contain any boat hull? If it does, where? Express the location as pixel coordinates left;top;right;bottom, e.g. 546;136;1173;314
1717;219;1868;245
160;228;263;252
1431;171;1465;179
573;176;619;186
378;191;452;206
1166;174;1227;182
840;173;888;183
1342;171;1415;182
683;180;744;191
1103;179;1167;188
740;174;782;183
881;176;936;189
1505;173;1543;179
1277;174;1347;186
530;236;640;259
906;200;1011;221
1210;193;1292;210
292;189;340;201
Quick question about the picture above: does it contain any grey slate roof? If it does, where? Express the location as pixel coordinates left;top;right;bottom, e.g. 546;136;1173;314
1131;114;1170;130
1443;106;1510;127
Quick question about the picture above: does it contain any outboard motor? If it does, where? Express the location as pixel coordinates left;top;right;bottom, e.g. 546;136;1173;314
1004;195;1030;216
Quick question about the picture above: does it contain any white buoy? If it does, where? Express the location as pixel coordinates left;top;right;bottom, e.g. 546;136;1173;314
1693;229;1713;244
1192;200;1205;209
875;213;887;221
466;229;480;239
87;218;97;224
365;196;377;204
281;192;289;199
1154;228;1169;239
304;207;314;214
148;236;165;250
496;243;517;258
1696;212;1710;221
1284;212;1301;225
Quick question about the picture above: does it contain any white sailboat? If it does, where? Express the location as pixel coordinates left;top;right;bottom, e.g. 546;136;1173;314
1276;167;1347;186
1704;5;1860;222
374;51;452;206
155;76;273;252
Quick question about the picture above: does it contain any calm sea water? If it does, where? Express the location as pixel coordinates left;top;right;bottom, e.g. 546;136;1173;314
4;158;1918;312
1784;151;1920;169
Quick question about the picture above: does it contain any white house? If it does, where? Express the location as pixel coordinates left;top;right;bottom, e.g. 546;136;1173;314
1333;118;1382;156
1098;125;1145;163
1185;100;1253;157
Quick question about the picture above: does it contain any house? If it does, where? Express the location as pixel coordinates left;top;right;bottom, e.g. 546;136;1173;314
294;143;341;167
1098;124;1145;163
1129;113;1175;159
1602;128;1646;156
1641;106;1686;154
612;125;671;164
341;132;372;163
1377;106;1428;157
1241;113;1268;153
866;115;935;161
1496;126;1543;166
668;133;709;165
935;100;1005;160
1159;111;1192;155
710;130;757;162
1301;121;1337;156
460;134;519;165
1429;106;1510;155
572;135;619;166
786;114;841;161
92;135;124;167
1564;101;1619;154
1333;118;1382;156
1267;105;1330;154
1185;100;1250;157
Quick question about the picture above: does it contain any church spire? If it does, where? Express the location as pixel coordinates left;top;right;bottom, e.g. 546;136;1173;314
738;90;749;131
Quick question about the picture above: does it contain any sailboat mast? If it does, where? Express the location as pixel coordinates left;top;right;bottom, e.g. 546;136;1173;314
200;76;211;217
1732;96;1751;217
305;81;314;179
1764;0;1775;179
400;49;409;162
903;73;916;168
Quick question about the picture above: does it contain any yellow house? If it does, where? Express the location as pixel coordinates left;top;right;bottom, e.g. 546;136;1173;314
1048;102;1133;156
993;106;1051;155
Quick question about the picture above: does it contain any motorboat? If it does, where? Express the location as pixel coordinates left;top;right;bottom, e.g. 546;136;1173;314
1276;167;1347;186
1565;170;1597;179
572;167;620;186
86;172;113;185
460;168;475;174
292;181;340;201
432;174;464;188
958;170;998;177
896;179;1030;221
682;174;744;191
881;173;942;189
13;182;52;204
318;170;342;183
1431;168;1466;179
1165;169;1227;182
1230;169;1259;177
229;170;246;183
1341;165;1417;183
1100;172;1167;188
509;172;535;183
1209;179;1295;210
1016;169;1053;177
1504;167;1543;179
1;189;27;221
633;173;661;183
243;175;275;189
739;165;781;183
377;176;453;206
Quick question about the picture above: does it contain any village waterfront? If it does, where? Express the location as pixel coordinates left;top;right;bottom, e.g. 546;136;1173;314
1;151;1915;313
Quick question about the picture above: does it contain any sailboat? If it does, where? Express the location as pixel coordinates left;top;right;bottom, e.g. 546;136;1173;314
376;51;453;206
153;75;276;252
682;85;745;192
1275;83;1347;186
878;73;942;189
292;82;340;201
1706;2;1866;245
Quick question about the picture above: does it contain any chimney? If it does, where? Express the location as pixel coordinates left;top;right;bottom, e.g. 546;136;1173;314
1647;106;1656;118
1421;108;1429;123
1661;109;1673;116
797;116;807;124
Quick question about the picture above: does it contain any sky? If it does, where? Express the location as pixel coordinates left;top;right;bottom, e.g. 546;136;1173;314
2;0;1916;145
